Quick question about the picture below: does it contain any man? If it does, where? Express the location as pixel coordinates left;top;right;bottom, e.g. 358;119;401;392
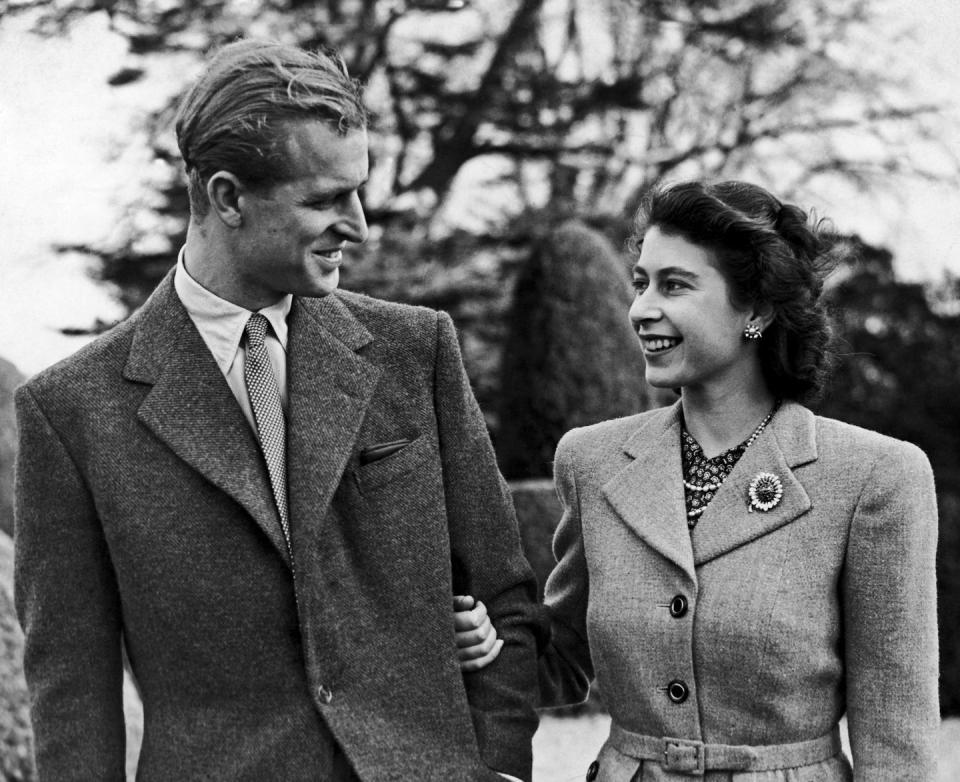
15;40;539;781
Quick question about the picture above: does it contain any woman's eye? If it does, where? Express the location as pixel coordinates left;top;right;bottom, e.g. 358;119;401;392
632;278;648;292
663;280;685;293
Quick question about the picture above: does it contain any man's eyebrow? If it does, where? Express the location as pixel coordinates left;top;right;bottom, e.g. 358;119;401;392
304;177;369;200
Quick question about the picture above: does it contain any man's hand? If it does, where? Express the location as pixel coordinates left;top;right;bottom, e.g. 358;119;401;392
453;595;504;672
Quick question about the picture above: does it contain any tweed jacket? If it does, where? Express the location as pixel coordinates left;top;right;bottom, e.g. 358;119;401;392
539;400;939;782
14;273;540;781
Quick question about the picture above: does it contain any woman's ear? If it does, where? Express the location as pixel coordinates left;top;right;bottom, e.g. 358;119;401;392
206;171;244;228
751;301;776;333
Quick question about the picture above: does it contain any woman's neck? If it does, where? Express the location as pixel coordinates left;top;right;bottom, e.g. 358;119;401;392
681;384;777;458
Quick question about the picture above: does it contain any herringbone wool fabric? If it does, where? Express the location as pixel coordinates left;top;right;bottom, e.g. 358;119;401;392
243;313;290;551
14;272;541;780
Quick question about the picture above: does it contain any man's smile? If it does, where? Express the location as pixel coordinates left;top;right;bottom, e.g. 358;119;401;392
311;248;343;268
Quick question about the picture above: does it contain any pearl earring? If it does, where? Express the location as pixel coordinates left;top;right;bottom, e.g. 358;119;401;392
743;323;763;340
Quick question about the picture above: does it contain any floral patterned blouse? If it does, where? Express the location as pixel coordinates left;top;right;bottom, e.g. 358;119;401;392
680;427;751;528
680;401;782;528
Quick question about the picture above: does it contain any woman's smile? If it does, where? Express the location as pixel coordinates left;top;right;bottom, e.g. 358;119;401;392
639;335;682;356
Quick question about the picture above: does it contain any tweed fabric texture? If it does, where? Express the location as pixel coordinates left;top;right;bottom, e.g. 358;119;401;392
243;313;290;551
14;272;540;781
538;400;939;782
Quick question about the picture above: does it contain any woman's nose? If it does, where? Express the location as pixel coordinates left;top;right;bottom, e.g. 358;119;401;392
629;290;662;325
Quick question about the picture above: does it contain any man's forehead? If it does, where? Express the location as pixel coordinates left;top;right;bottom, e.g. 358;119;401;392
279;119;369;186
280;119;367;153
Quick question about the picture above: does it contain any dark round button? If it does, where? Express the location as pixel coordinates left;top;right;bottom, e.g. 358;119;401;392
317;684;333;704
667;679;689;704
669;594;688;618
586;759;599;781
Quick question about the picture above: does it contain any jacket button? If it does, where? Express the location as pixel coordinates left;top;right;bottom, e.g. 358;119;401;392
667;679;689;704
317;684;333;704
586;759;599;781
669;594;688;618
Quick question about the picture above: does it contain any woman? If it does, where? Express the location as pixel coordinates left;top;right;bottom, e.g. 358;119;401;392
456;181;939;781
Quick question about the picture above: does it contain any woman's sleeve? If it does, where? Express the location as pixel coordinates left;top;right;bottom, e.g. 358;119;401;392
842;440;939;780
537;432;595;708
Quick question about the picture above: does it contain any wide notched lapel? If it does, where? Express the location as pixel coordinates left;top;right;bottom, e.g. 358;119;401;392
285;294;379;546
691;401;818;566
601;402;696;583
123;275;291;565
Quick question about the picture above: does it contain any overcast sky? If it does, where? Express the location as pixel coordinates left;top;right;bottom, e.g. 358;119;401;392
1;1;958;377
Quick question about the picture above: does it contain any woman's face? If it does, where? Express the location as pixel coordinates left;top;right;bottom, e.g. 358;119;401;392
629;226;760;394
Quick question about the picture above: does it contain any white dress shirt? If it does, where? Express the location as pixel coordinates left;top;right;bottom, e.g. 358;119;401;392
173;248;292;433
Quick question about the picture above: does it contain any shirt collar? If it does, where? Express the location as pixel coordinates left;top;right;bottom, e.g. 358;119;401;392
173;246;293;375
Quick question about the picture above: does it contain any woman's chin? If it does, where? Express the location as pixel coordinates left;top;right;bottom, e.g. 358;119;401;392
645;372;678;390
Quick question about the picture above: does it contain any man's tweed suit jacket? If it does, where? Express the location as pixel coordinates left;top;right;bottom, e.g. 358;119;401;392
14;272;540;781
538;400;939;781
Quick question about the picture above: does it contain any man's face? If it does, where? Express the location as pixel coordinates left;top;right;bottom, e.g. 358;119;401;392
221;120;369;309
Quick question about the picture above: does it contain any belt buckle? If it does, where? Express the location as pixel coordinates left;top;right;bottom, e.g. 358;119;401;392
662;737;706;776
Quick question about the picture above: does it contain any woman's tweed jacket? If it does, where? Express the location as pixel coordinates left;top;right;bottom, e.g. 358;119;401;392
539;400;939;781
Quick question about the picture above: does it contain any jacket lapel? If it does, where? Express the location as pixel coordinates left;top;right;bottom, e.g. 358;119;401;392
285;294;379;545
123;274;291;564
690;401;818;566
602;402;697;583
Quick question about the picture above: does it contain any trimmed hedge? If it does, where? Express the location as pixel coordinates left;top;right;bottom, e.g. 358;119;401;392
510;479;606;715
511;479;561;601
495;221;656;479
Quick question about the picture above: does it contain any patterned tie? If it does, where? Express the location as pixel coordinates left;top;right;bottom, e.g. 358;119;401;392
243;313;291;554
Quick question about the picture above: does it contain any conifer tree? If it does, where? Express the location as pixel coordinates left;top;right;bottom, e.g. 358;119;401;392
495;221;658;478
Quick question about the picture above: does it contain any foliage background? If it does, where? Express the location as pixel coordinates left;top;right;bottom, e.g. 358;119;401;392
0;0;958;746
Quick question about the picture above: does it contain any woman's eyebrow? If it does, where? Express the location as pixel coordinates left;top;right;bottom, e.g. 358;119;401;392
632;264;700;281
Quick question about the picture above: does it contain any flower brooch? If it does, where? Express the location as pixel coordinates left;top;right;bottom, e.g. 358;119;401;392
748;472;783;512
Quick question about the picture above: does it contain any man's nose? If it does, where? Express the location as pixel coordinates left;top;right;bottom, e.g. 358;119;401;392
336;192;368;244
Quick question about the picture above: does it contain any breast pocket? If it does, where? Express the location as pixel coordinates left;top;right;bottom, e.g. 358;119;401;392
352;435;434;495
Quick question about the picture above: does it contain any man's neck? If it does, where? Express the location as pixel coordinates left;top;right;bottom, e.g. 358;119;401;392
182;222;284;311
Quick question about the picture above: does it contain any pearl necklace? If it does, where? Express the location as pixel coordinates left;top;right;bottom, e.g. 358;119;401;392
683;401;781;519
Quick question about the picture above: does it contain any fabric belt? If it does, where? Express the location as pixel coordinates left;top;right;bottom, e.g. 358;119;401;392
609;723;842;775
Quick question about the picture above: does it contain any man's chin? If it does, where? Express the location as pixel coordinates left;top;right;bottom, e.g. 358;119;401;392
301;269;340;298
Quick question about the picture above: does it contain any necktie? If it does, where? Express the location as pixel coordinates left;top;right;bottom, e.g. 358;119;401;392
243;313;291;554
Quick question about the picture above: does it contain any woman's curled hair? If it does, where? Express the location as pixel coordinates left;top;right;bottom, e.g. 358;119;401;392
631;180;837;403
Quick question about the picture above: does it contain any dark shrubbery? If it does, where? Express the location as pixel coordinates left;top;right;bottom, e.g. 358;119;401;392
495;221;657;479
818;239;960;717
0;533;35;781
0;358;24;539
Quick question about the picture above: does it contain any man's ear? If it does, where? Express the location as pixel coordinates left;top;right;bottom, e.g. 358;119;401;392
206;171;244;228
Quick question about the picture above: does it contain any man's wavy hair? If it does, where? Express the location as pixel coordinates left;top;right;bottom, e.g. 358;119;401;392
631;180;838;403
175;39;368;218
